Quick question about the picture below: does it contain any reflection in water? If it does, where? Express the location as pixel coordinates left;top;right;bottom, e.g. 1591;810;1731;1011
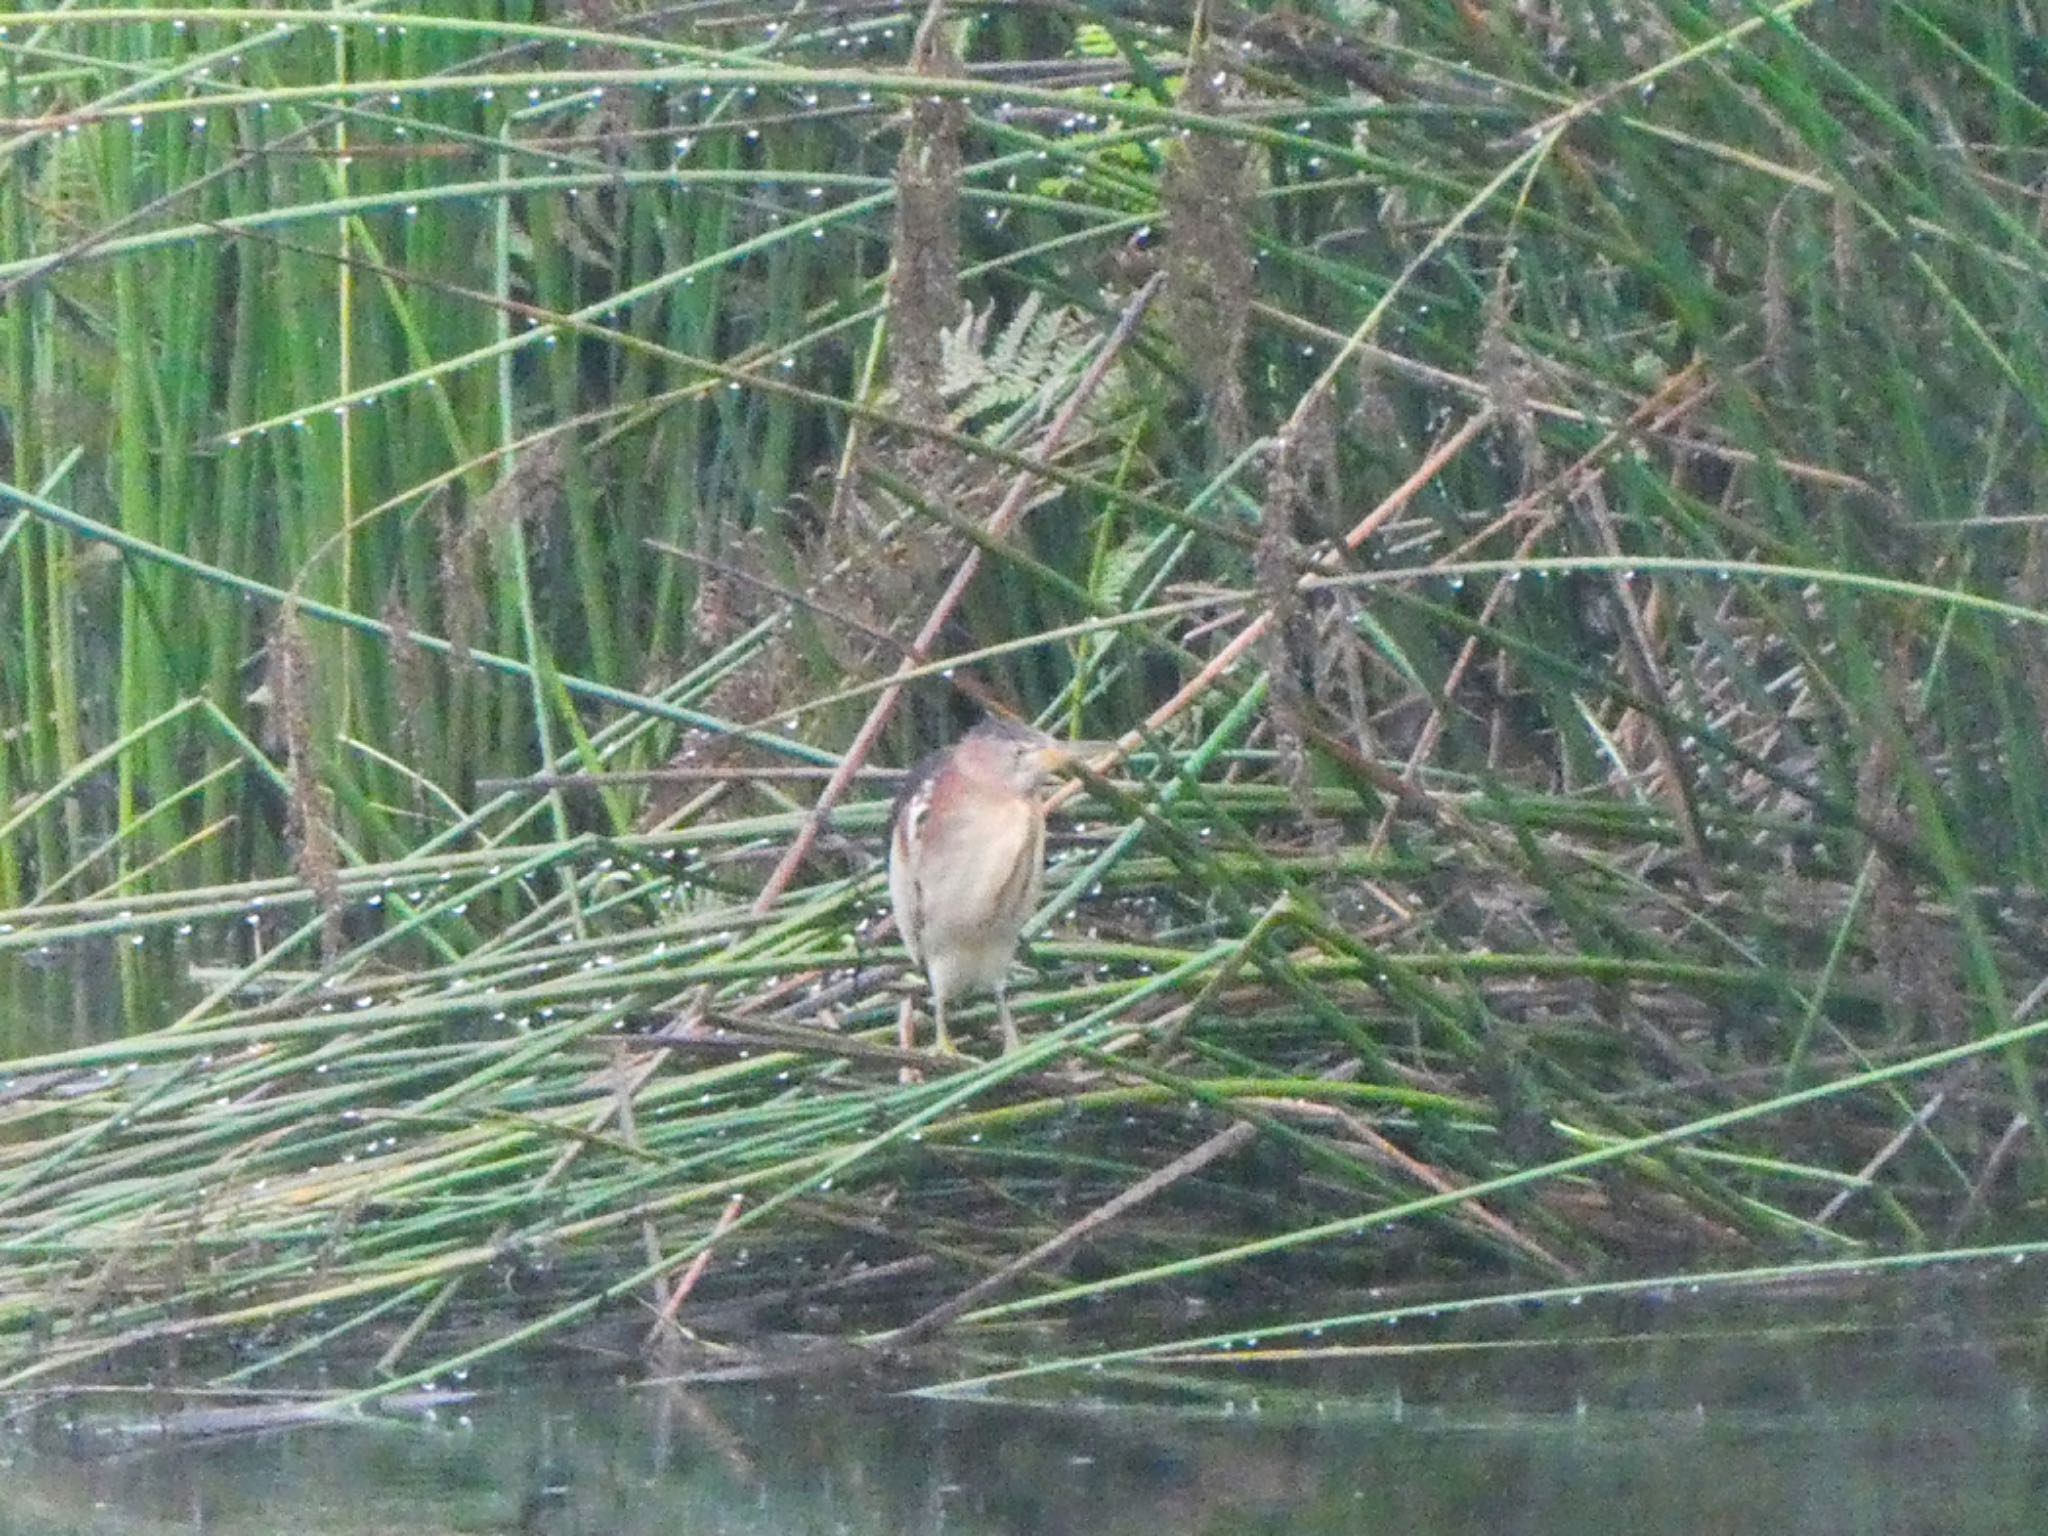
3;1301;2044;1535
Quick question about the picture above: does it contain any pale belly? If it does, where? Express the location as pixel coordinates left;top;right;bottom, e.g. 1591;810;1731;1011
895;796;1043;1004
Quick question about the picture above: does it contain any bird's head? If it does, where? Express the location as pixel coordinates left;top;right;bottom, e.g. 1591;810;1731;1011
956;718;1100;794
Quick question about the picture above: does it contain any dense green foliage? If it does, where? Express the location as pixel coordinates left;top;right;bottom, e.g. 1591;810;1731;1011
4;0;2048;1400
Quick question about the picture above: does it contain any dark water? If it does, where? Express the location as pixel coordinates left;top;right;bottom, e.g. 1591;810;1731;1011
5;1291;2044;1536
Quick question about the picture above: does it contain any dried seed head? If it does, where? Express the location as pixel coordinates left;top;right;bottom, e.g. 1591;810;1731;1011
1479;266;1541;482
1296;383;1340;530
383;585;433;765
271;603;343;960
1259;433;1319;827
886;2;966;425
1349;352;1403;446
437;435;571;675
1160;49;1258;454
269;603;315;788
437;502;483;674
475;434;569;558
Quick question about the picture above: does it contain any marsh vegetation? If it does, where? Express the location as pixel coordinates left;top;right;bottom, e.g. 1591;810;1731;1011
3;0;2048;1412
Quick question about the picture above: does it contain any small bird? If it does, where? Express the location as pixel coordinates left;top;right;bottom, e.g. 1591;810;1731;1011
888;718;1077;1055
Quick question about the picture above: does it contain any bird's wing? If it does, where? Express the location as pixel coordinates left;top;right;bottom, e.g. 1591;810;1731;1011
888;829;923;969
887;755;942;969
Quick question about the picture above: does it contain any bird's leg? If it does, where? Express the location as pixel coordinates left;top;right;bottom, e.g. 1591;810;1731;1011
996;986;1021;1055
896;994;923;1086
933;991;955;1055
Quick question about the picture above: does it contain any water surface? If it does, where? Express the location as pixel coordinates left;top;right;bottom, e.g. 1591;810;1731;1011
6;1285;2042;1535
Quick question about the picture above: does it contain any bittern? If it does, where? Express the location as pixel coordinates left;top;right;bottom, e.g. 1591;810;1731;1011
888;718;1079;1055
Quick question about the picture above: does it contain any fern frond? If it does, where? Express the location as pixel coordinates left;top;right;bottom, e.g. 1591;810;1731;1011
941;295;1092;427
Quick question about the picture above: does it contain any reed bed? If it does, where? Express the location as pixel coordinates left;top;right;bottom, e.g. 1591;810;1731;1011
4;0;2048;1404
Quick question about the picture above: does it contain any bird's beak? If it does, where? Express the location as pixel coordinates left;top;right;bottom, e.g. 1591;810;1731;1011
1040;739;1119;775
